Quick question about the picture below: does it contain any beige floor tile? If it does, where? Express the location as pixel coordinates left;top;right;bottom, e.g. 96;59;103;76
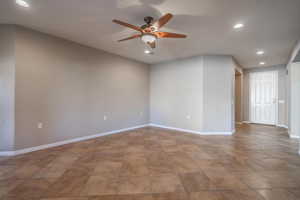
41;198;89;200
118;176;152;194
151;192;188;200
189;191;226;200
203;169;250;190
151;174;184;193
81;175;119;196
257;189;299;200
233;172;272;189
0;179;23;198
7;179;53;200
2;124;300;199
221;190;265;200
46;175;89;197
179;172;215;192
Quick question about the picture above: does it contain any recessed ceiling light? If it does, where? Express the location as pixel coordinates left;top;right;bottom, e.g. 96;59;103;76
144;49;151;54
233;23;244;29
259;62;265;65
256;50;265;55
16;0;29;8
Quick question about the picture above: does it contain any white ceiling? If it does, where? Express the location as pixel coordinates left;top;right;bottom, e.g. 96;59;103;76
1;0;300;68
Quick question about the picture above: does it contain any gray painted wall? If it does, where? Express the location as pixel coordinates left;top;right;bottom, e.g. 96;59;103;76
202;56;235;132
150;56;204;132
5;26;150;150
0;25;15;151
288;62;300;137
243;65;288;126
150;56;235;133
1;25;239;151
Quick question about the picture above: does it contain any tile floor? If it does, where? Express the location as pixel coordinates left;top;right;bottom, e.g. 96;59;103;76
1;124;300;199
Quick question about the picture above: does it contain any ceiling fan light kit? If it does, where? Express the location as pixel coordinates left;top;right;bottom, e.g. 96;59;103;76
112;13;187;51
141;34;157;44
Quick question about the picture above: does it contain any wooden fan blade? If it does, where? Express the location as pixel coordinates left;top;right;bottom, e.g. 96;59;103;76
147;41;156;49
155;32;187;38
118;34;141;42
153;13;173;28
113;19;143;32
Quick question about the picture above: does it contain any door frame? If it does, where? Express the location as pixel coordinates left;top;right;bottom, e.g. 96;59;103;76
249;70;279;125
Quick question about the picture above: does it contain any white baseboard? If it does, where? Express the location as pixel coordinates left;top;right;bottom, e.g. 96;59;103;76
149;123;233;135
242;121;251;124
0;124;148;157
288;130;300;139
235;122;243;125
0;151;15;156
289;134;300;139
276;124;288;129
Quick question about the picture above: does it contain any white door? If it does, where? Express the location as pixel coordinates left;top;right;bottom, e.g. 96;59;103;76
250;71;278;125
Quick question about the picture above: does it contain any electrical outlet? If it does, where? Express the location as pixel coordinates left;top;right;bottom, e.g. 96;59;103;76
186;115;191;119
103;116;107;121
140;111;143;116
37;122;43;129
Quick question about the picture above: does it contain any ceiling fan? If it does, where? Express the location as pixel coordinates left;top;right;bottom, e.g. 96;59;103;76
112;13;187;49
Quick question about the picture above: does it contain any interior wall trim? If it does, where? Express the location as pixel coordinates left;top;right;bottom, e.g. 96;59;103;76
276;124;288;129
149;123;234;135
242;121;252;124
289;134;300;139
0;124;149;156
0;151;15;156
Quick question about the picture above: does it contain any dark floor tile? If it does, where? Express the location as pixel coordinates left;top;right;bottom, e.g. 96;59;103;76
179;172;215;192
203;169;250;190
233;172;272;189
0;179;24;198
257;189;299;200
287;189;300;198
118;176;152;194
114;194;154;200
7;179;53;200
151;192;188;200
1;124;299;200
189;191;226;200
46;175;89;197
41;198;89;200
151;174;185;193
81;176;119;196
221;190;265;200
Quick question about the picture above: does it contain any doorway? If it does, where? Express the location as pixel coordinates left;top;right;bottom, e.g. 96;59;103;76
235;70;243;124
249;71;278;125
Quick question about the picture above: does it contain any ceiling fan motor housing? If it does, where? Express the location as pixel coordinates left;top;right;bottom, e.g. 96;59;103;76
144;16;154;24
